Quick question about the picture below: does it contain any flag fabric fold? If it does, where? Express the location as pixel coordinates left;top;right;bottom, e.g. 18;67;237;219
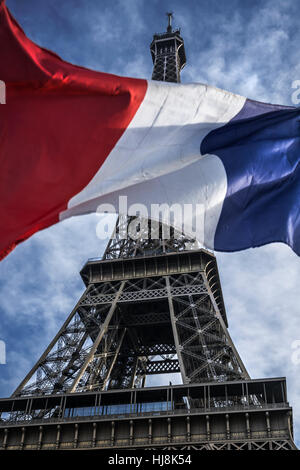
0;0;300;259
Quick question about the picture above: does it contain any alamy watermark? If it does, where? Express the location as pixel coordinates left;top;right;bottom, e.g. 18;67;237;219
0;80;6;104
0;340;6;365
291;340;300;365
95;196;205;242
291;80;300;105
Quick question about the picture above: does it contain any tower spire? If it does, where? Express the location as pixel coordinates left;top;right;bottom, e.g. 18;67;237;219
166;11;173;33
150;12;186;83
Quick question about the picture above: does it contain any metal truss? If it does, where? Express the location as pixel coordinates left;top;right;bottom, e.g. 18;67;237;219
12;260;249;397
103;216;199;260
167;272;248;384
148;439;297;451
151;51;182;83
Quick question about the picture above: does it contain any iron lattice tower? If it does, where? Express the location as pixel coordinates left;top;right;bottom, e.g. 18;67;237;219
150;12;186;82
0;15;296;451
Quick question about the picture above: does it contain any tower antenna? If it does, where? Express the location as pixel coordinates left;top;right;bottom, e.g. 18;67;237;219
166;11;173;33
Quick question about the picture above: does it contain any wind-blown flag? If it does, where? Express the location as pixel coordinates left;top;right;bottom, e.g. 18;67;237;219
0;0;300;259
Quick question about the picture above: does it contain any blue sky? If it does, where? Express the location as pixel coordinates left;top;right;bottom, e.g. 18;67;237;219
1;0;300;446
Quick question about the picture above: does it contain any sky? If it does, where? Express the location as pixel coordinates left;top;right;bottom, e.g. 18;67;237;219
1;0;300;446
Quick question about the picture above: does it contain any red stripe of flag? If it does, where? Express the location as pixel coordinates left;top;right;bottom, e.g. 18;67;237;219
0;0;147;259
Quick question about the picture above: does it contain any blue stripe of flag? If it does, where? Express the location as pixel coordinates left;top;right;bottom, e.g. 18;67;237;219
201;99;300;255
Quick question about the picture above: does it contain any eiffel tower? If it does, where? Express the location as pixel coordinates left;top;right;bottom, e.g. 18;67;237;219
0;13;297;451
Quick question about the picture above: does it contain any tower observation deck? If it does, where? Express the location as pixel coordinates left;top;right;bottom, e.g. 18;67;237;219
0;14;296;451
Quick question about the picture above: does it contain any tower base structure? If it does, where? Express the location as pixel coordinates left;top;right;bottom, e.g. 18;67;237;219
0;378;296;450
0;248;297;451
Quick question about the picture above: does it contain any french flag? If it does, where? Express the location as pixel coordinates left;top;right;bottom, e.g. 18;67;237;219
0;0;300;259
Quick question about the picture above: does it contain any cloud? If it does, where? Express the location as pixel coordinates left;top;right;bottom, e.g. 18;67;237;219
179;0;300;105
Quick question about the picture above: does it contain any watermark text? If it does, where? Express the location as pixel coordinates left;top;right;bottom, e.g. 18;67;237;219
291;80;300;105
0;340;6;364
95;196;204;243
0;80;6;104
